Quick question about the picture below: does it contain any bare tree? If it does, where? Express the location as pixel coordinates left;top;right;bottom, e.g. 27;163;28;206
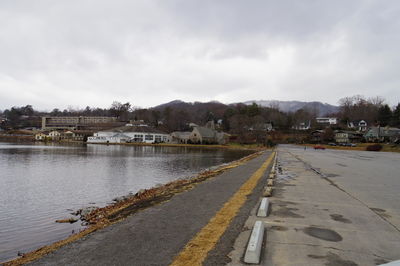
368;96;385;107
110;101;132;121
338;95;386;124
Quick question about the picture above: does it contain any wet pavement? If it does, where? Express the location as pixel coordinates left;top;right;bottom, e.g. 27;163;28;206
228;145;400;266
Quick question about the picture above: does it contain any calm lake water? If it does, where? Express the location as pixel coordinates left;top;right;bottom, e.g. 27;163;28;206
0;142;253;262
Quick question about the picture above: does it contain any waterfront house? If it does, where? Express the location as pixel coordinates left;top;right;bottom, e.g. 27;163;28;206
335;131;363;144
34;132;48;141
70;130;94;141
347;120;368;132
265;122;274;131
292;121;311;130
316;117;338;125
87;124;170;144
170;131;191;144
310;130;325;143
190;126;217;144
49;130;61;140
188;125;229;145
364;127;400;143
215;132;230;145
250;122;274;131
62;130;75;140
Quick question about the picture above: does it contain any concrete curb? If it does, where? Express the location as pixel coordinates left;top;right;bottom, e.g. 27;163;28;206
269;173;275;179
244;221;265;264
263;187;273;197
256;198;270;217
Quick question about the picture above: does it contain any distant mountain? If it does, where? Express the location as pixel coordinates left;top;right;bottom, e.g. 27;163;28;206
152;100;228;120
153;100;189;109
153;100;226;111
153;100;224;109
243;100;339;116
153;99;339;116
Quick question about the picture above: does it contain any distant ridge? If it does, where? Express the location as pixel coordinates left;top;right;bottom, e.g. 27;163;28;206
243;100;339;116
153;99;339;116
153;100;188;109
153;100;225;110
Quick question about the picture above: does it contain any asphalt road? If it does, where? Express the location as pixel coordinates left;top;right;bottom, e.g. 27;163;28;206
28;151;273;266
229;145;400;266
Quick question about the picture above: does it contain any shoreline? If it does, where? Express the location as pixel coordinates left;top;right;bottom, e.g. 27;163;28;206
3;149;266;266
0;138;266;151
87;141;266;150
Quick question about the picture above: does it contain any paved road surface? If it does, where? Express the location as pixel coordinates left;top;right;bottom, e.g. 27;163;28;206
28;151;273;266
229;145;400;266
290;145;400;229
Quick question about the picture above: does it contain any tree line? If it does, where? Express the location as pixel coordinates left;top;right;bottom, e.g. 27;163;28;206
338;95;400;127
1;96;400;132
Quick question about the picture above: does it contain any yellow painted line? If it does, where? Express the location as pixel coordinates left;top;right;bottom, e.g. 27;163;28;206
171;152;275;266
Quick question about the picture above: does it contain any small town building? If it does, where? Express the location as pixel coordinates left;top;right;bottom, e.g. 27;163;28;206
188;125;229;145
70;130;94;141
34;132;48;141
347;120;368;132
265;122;273;131
170;131;191;144
34;130;93;142
250;122;274;131
87;124;170;144
215;132;230;145
292;121;311;130
364;127;400;143
41;116;120;130
310;130;325;143
316;117;338;125
62;131;75;139
126;120;147;127
48;130;61;140
190;126;217;144
335;131;364;144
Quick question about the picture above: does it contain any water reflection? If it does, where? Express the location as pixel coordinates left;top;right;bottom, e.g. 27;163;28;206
0;142;252;262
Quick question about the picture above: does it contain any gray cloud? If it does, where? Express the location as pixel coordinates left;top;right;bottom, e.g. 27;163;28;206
0;0;399;111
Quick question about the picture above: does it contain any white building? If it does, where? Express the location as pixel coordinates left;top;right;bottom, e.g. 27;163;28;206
87;124;170;144
35;132;48;141
48;130;61;140
316;117;338;125
347;120;368;132
292;121;311;130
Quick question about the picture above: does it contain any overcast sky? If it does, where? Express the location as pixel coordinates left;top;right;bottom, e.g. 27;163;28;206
0;0;399;111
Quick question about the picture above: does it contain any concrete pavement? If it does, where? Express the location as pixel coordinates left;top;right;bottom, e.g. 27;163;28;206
290;145;400;229
228;145;400;266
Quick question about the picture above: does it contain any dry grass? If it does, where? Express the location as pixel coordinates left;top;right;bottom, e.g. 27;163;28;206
380;144;400;152
4;151;263;266
299;143;400;153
